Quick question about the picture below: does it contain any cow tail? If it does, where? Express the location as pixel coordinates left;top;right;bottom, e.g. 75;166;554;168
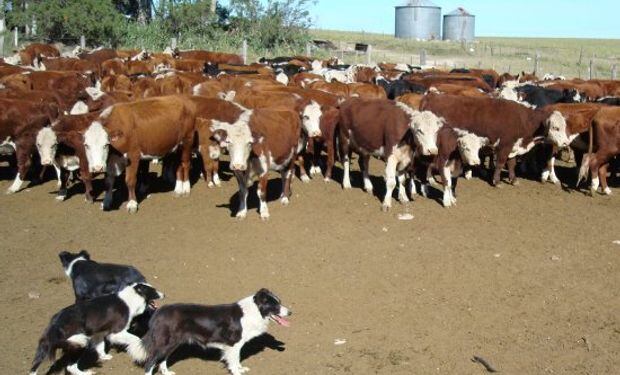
576;124;594;187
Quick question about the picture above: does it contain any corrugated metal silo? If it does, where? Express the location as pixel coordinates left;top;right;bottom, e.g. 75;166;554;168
443;7;475;41
395;0;442;40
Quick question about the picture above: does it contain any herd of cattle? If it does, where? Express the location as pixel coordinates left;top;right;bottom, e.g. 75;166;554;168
0;43;619;218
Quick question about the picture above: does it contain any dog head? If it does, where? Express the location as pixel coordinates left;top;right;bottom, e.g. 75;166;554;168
133;283;164;306
254;288;291;327
58;250;90;275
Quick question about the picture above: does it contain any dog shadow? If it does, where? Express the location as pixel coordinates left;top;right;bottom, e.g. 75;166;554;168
168;333;286;367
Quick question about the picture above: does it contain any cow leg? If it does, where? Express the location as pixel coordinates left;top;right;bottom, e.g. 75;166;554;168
56;167;70;201
397;171;409;203
6;148;31;194
441;162;455;207
234;171;249;219
324;137;335;182
542;154;561;185
507;157;519;185
174;143;192;197
339;133;352;189
52;162;62;187
280;169;293;206
199;149;216;188
360;155;373;194
298;153;310;183
599;163;612;195
125;156;140;213
382;155;398;211
257;174;270;220
492;148;510;187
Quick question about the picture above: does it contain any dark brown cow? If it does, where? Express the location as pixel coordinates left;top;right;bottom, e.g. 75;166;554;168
338;98;416;211
0;98;59;194
83;96;198;213
101;58;127;76
40;57;98;75
421;93;553;186
210;108;302;219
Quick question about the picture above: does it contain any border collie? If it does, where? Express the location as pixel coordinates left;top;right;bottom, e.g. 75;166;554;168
132;288;291;375
59;250;146;302
30;283;163;375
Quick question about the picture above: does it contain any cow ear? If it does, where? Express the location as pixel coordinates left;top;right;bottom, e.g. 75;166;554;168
211;129;227;145
108;129;123;142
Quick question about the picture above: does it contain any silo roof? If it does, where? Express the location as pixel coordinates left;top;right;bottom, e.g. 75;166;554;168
446;7;474;16
397;0;440;8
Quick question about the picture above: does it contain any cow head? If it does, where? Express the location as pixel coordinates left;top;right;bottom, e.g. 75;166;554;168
83;121;110;173
36;126;58;166
546;111;572;148
301;101;322;137
210;110;258;171
410;109;444;156
457;132;487;166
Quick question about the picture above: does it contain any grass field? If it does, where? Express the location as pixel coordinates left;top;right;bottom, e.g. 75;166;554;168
311;29;620;79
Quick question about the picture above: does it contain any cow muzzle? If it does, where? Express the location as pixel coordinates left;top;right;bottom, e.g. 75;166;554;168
309;130;322;138
40;158;53;166
91;165;106;173
231;163;247;171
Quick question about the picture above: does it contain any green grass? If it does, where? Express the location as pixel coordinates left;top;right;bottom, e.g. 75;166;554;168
311;29;620;79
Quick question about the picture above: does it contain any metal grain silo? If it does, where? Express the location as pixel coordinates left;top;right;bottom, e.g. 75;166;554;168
395;0;442;40
443;7;475;41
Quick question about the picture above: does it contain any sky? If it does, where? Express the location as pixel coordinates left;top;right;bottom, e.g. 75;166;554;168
218;0;620;39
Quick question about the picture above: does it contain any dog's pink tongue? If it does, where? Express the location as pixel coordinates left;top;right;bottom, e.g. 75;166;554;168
273;315;291;327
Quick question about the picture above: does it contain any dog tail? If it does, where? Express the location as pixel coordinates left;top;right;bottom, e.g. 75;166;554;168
125;336;148;363
29;326;56;374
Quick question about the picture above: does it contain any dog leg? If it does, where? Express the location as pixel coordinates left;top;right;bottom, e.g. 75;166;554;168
222;344;247;375
66;363;94;375
159;359;175;375
94;340;113;361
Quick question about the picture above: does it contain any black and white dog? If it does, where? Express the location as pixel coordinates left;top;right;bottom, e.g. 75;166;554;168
132;288;291;375
30;283;164;375
59;250;147;302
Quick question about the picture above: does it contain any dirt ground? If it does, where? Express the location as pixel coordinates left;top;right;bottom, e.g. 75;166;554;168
0;158;618;375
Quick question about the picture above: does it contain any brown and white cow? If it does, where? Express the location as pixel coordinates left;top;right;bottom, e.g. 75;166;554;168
83;96;197;213
578;106;620;195
0;98;59;193
210;107;301;220
421;94;553;186
338;98;444;211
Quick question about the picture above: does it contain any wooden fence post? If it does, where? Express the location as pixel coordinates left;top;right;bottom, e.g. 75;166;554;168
612;64;617;80
420;49;426;66
534;52;540;75
242;40;248;65
80;35;86;50
306;42;311;57
366;44;372;65
0;36;4;58
13;27;17;48
589;59;593;79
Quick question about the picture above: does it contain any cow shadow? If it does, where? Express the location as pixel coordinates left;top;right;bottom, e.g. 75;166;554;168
167;333;285;368
221;177;289;217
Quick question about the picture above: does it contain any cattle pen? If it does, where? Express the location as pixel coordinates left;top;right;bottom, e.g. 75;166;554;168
0;36;619;375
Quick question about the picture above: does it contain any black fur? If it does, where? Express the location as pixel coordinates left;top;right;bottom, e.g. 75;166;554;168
59;250;146;302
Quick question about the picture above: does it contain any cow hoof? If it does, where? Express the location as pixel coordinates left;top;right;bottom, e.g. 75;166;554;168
541;171;550;183
420;184;429;198
464;170;473;180
551;177;561;185
381;204;391;212
511;180;520;186
56;195;67;201
126;200;138;213
235;211;247;220
589;188;596;197
207;181;215;188
260;213;270;221
280;197;290;206
603;187;612;195
5;188;15;195
240;367;250;374
300;175;311;183
342;180;352;189
310;166;321;176
98;354;113;361
443;199;452;208
324;177;331;183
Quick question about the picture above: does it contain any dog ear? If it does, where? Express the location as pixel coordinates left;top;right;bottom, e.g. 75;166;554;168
58;251;70;262
79;249;91;260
